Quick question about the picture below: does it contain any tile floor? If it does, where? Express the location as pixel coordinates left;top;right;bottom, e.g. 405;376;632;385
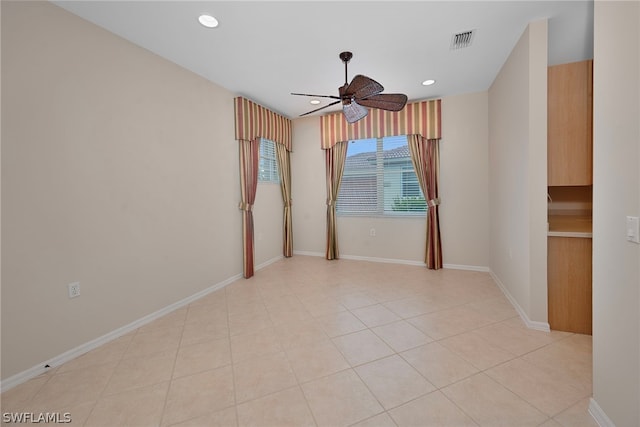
1;256;597;426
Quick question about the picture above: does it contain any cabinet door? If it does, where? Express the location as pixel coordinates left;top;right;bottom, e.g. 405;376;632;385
548;60;593;186
548;237;592;334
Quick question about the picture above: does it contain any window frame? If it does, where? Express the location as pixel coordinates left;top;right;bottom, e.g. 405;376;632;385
258;138;280;184
336;135;426;217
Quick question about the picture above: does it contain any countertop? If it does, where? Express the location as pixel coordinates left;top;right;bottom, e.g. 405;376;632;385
548;213;592;238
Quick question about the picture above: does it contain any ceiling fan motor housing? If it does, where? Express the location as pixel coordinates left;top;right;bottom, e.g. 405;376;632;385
339;84;352;105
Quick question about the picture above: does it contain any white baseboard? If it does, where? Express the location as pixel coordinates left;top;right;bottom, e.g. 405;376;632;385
255;254;284;271
0;255;284;393
293;250;424;266
489;269;551;332
443;263;490;272
588;398;616;427
340;254;426;267
292;250;324;258
292;250;491;272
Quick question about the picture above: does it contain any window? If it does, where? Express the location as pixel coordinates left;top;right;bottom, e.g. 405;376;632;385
258;138;279;183
337;135;426;215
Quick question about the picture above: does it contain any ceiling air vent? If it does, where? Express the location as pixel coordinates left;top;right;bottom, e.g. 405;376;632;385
450;30;475;50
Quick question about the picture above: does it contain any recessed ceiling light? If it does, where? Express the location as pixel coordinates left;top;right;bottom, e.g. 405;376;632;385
310;99;321;105
422;79;436;86
198;14;219;28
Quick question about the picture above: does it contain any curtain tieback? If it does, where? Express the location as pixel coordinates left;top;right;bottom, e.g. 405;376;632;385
284;199;292;208
326;198;334;206
427;198;441;207
238;202;253;211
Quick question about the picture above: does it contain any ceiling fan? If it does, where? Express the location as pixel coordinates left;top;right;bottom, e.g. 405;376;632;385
291;51;408;123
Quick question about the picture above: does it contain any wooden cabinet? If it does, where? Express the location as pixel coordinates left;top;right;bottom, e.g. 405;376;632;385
547;60;593;186
547;60;593;335
548;236;592;334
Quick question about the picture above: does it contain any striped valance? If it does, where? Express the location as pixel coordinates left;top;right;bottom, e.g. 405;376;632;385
320;99;441;149
234;97;292;151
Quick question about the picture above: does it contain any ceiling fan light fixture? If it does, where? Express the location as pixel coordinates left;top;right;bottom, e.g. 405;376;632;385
198;14;219;28
422;79;436;86
343;101;368;123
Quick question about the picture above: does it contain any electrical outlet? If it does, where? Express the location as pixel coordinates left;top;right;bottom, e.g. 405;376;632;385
68;282;80;298
369;228;376;237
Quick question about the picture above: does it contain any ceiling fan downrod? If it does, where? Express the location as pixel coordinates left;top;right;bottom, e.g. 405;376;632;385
339;51;353;86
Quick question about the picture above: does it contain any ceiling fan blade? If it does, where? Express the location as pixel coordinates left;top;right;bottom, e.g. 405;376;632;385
344;75;384;99
291;92;341;100
356;93;408;112
299;100;341;117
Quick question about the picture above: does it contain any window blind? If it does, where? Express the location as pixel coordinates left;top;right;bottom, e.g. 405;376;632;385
337;135;426;216
259;138;279;183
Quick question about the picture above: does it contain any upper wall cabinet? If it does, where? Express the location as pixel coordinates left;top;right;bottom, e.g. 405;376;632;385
548;60;593;186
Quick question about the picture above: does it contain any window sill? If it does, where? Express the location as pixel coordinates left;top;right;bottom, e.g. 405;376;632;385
336;212;426;219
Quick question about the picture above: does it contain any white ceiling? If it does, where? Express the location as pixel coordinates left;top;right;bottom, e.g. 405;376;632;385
53;1;594;119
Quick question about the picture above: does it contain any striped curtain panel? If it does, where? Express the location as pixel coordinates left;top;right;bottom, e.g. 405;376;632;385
275;142;293;257
234;97;293;278
408;135;443;269
325;141;348;260
319;99;443;268
235;97;292;150
238;139;260;278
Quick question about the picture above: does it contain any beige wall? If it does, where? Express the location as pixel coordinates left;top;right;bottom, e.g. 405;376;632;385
291;116;326;256
440;92;490;269
592;2;640;426
0;1;284;380
488;20;548;325
291;92;490;269
254;182;285;267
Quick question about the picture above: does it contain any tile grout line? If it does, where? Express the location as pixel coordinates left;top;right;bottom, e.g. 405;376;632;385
257;279;321;427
